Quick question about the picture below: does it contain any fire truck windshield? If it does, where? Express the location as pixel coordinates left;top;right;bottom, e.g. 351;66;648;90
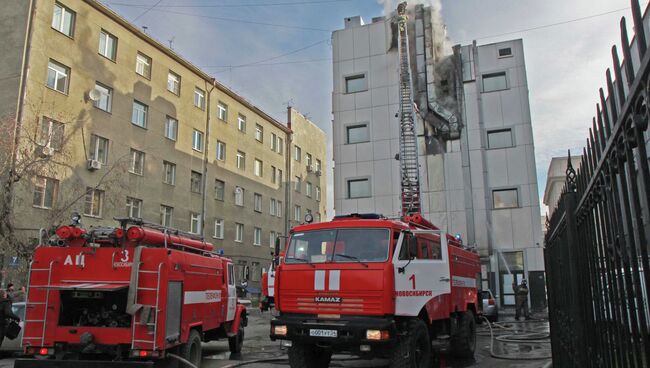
285;228;390;264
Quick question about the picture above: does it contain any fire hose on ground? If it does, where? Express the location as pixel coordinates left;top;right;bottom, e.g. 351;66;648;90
478;316;552;361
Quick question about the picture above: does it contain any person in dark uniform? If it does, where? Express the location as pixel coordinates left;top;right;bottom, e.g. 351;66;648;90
513;279;530;320
0;289;21;348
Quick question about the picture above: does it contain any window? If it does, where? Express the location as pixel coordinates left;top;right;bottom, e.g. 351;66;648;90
135;52;151;78
498;47;513;57
271;133;277;151
190;212;201;234
270;198;277;216
214;219;224;239
294;205;301;221
216;141;226;161
51;2;75;37
345;74;367;93
33;176;58;209
346;124;369;144
162;161;176;185
316;159;322;172
255;124;263;142
93;82;112;112
315;212;321;222
254;193;262;213
238;114;246;132
194;87;205;109
271;166;277;184
89;134;109;164
46;60;69;93
294;176;301;192
236;151;246;170
98;30;117;60
306;153;312;167
277;201;283;217
165;116;178;141
84;188;103;217
129;149;145;175
278;169;283;184
269;231;277;248
218;102;228;121
306;182;313;197
493;188;518;209
254;227;262;246
294;145;301;161
190;171;202;193
39;117;64;150
126;197;142;218
192;129;204;151
316;186;321;202
235;223;244;242
277;137;284;154
482;72;508;92
235;187;244;206
254;159;263;177
215;179;225;201
160;205;173;227
131;100;148;128
348;178;370;199
487;129;514;149
167;71;181;95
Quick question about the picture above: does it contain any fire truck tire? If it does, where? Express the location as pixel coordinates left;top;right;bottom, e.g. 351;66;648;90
179;329;202;367
228;325;244;353
288;343;332;368
450;310;476;358
389;319;431;368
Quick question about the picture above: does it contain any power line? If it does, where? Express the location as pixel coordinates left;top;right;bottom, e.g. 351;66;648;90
108;0;353;9
131;0;163;22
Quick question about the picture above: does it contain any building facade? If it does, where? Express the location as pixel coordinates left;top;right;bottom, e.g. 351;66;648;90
332;6;544;307
542;156;583;218
0;0;327;291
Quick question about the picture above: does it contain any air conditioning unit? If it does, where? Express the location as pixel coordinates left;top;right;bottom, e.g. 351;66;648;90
87;159;102;171
315;170;322;177
306;165;313;172
37;146;54;157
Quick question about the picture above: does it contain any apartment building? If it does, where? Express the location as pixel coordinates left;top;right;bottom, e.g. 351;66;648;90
332;5;545;308
0;0;327;290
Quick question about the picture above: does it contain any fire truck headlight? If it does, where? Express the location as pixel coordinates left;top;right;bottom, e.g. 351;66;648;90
274;325;288;336
366;330;390;340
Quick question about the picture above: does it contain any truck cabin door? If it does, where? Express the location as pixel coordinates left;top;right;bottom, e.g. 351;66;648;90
392;230;451;316
227;263;236;321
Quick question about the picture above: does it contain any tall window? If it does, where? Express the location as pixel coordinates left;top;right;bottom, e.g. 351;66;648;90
135;52;152;78
346;124;369;144
235;187;244;206
84;188;103;217
236;151;246;170
277;201;282;217
160;205;173;226
270;198;277;216
482;72;508;92
190;212;201;234
492;188;518;209
278;169;283;184
218;102;228;121
254;159;263;177
194;87;205;110
294;205;301;221
235;223;244;242
98;30;117;61
33;176;58;209
271;133;277;151
129;149;145;175
345;74;367;93
214;219;224;239
294;176;301;192
348;178;370;199
306;153;312;167
277;137;284;154
238;114;246;132
93;82;112;112
294;145;301;161
51;2;75;37
89;134;109;164
131;100;148;128
306;182;312;197
215;179;225;201
316;159;322;172
190;171;202;193
47;60;69;93
271;166;277;184
192;129;204;151
167;71;181;95
269;231;277;248
316;186;321;201
254;193;262;212
165;116;178;141
253;227;262;246
216;141;226;161
255;124;263;142
126;197;142;218
39;117;64;151
487;129;514;149
162;161;176;185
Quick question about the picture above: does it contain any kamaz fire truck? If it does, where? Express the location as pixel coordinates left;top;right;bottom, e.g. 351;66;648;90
16;217;247;367
270;3;480;367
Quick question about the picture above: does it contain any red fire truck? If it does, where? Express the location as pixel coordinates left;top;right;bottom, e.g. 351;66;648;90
16;217;247;367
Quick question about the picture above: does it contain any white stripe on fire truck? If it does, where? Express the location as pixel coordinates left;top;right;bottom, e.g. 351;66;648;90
314;270;326;291
184;290;222;304
452;276;477;288
329;270;340;291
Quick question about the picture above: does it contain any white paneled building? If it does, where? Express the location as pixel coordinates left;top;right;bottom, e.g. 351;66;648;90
332;10;545;308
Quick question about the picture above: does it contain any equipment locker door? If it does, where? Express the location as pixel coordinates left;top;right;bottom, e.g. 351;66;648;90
392;230;451;316
226;263;236;321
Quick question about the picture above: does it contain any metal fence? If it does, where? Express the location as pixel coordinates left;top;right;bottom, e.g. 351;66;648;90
545;1;650;367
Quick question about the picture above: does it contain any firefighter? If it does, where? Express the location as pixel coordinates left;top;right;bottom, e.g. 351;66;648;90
513;279;530;320
0;289;21;348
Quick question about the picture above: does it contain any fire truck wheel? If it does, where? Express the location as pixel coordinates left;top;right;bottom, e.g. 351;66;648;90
389;319;431;368
450;310;476;358
288;343;332;368
228;325;244;353
179;329;202;367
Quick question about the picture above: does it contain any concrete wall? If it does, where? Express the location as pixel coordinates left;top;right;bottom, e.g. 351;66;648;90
0;0;30;118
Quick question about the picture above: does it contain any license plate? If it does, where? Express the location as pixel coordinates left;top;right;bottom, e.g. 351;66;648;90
309;329;337;338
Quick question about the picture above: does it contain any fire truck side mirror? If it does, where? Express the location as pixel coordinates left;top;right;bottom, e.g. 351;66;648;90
274;237;281;265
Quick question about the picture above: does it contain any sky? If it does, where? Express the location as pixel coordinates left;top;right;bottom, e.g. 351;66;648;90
99;0;644;217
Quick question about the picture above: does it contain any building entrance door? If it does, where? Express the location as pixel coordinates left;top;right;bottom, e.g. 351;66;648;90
497;251;525;306
500;271;525;306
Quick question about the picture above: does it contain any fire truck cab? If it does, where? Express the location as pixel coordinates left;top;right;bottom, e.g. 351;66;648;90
270;213;480;368
17;217;247;367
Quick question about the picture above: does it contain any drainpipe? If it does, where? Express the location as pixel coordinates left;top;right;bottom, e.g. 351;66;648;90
201;79;216;239
285;107;293;236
